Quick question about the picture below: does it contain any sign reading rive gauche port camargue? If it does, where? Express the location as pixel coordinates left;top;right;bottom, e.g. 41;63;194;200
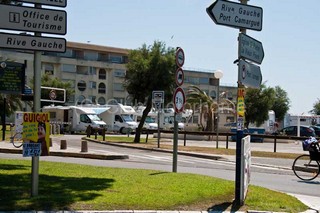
0;32;66;52
238;33;264;64
206;0;263;31
0;4;67;35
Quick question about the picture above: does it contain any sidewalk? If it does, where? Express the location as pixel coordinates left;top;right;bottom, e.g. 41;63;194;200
0;137;319;213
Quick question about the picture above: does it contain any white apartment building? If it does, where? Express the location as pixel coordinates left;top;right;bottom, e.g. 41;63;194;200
0;41;237;126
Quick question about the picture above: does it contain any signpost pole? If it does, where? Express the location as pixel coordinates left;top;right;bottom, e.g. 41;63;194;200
31;2;41;198
172;112;178;172
235;0;247;206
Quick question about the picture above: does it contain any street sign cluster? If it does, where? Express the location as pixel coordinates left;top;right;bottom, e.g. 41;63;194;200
0;1;67;53
174;47;185;113
207;0;264;89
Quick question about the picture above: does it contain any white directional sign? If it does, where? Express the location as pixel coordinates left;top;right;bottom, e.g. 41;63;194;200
0;4;67;35
152;90;164;103
0;32;66;52
16;0;67;7
238;59;262;89
173;87;185;113
239;33;264;64
206;0;263;31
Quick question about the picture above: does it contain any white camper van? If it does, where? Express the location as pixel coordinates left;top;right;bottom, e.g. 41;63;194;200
42;105;106;134
95;104;139;134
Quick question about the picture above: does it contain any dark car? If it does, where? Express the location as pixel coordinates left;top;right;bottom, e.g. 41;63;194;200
276;125;316;137
310;125;320;137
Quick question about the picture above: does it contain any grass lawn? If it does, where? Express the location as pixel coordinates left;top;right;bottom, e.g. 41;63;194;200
0;158;307;212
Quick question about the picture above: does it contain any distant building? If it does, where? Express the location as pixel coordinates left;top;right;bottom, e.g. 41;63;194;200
0;41;237;128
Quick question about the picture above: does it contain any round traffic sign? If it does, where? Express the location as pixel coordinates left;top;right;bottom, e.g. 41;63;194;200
175;67;184;86
175;47;185;67
173;87;185;113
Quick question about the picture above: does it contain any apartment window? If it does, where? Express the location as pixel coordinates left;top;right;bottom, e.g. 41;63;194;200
74;50;84;59
89;81;96;89
109;55;122;63
199;77;209;85
77;65;88;75
44;64;54;75
98;83;106;94
113;83;124;91
99;68;106;80
61;64;76;73
185;76;199;85
98;97;106;105
114;97;124;104
210;90;217;99
77;80;87;91
88;96;96;104
89;67;96;75
84;51;98;61
76;95;85;105
113;69;126;77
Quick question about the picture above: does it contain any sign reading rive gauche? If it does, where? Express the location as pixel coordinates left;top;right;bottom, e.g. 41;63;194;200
16;0;67;7
206;0;263;31
0;32;66;52
0;4;67;35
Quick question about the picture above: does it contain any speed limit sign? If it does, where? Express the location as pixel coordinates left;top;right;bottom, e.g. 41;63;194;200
173;87;185;113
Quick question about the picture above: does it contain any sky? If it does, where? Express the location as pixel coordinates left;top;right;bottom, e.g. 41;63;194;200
61;0;320;115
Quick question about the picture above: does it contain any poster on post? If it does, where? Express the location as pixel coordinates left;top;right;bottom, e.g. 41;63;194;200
21;112;50;156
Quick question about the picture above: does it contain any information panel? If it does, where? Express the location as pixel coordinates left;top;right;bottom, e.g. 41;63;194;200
0;61;25;94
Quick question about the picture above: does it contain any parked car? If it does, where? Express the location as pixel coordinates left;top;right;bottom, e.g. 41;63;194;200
276;125;316;137
310;125;320;137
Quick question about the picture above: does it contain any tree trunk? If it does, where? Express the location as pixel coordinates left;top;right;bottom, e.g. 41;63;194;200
134;96;152;143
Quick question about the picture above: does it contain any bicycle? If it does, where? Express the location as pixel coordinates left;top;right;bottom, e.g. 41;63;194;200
292;137;320;181
10;132;24;148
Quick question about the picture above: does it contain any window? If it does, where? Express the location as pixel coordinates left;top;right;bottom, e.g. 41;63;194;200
199;77;209;84
114;69;126;77
61;64;76;73
113;83;124;91
84;51;98;61
77;66;89;75
77;80;87;91
89;67;96;75
88;96;96;104
210;90;217;99
89;81;96;89
80;114;90;123
76;95;85;105
98;83;106;94
185;76;199;85
110;55;122;63
44;64;54;75
99;69;106;80
98;97;106;105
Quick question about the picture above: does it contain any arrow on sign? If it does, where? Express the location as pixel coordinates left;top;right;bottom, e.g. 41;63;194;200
206;0;263;31
238;59;262;89
238;33;264;64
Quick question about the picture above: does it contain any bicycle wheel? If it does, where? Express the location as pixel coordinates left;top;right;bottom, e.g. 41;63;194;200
10;133;23;148
292;154;320;181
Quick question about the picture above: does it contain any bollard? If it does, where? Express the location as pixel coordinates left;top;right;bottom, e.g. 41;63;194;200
81;140;88;152
60;139;67;149
49;138;53;147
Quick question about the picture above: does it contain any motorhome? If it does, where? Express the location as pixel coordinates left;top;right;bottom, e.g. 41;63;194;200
94;104;139;134
42;105;106;134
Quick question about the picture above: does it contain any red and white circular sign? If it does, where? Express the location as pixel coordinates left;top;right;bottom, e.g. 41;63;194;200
175;67;184;86
173;87;185;113
175;47;185;67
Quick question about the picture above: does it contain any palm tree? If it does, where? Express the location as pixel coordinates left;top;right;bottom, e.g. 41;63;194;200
186;85;217;131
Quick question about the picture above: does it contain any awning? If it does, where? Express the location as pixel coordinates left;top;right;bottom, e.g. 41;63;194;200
92;107;110;114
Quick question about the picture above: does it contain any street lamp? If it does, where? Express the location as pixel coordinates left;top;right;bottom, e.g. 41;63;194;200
214;70;223;149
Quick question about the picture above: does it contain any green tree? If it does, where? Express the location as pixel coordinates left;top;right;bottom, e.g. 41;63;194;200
124;41;175;143
310;99;320;115
271;86;290;122
186;85;217;131
244;84;275;128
